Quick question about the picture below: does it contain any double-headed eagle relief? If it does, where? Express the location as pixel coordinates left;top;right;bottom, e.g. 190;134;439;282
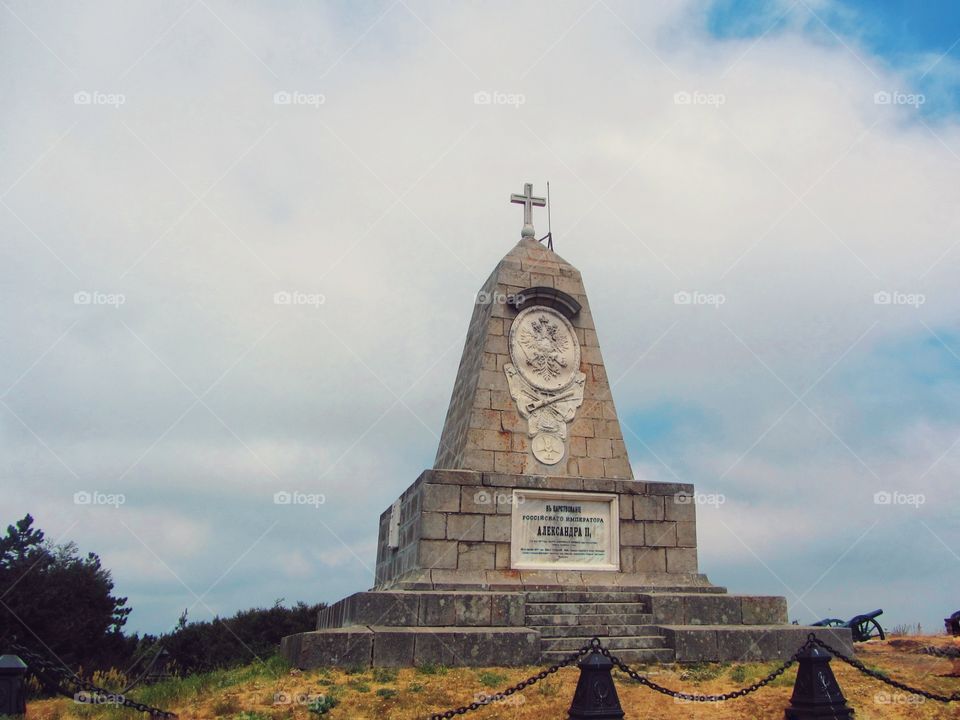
505;306;586;465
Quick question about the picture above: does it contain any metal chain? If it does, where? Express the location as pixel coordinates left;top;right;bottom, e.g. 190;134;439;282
809;635;960;704
10;641;178;717
604;645;800;702
427;640;595;719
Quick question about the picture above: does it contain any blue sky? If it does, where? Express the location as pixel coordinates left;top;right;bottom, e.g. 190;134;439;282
709;0;960;114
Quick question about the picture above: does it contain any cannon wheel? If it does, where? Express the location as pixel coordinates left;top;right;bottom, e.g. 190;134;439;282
852;617;885;642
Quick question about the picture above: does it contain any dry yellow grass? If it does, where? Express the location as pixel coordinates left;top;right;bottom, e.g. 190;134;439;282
26;635;960;720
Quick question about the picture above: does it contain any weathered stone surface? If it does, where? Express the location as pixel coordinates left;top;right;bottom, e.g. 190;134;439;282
458;542;496;571
620;521;644;546
281;629;373;667
370;629;416;667
418;540;458;569
483;514;511;542
454;594;492;625
422;484;460;512
716;628;780;661
666;547;698;573
413;628;540;666
644;522;678;547
342;592;420;627
663;627;719;662
446;514;484;541
420;512;447;540
684;595;741;625
418;593;456;625
460;486;496;514
741;596;788;625
647;594;684;624
491;594;525;626
633;495;664;521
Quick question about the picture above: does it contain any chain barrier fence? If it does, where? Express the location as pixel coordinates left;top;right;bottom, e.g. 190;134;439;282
809;635;960;704
429;633;960;719
8;640;177;718
5;632;959;719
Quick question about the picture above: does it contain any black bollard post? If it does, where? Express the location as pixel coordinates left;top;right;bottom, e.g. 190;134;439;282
567;649;625;720
0;654;28;717
784;643;853;719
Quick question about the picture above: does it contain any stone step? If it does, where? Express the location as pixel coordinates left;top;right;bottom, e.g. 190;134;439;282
541;648;676;664
541;636;667;651
526;602;650;615
525;591;644;603
526;613;654;626
534;623;662;638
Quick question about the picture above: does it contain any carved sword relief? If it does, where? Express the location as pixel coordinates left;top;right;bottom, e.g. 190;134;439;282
504;306;586;465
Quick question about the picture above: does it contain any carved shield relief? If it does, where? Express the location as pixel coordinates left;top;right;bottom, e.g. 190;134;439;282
504;306;586;465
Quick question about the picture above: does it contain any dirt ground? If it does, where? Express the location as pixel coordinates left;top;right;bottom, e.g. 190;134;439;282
27;635;960;720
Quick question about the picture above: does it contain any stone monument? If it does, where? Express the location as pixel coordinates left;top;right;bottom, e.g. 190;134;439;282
280;184;852;667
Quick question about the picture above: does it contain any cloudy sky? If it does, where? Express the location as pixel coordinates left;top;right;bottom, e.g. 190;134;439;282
3;0;960;639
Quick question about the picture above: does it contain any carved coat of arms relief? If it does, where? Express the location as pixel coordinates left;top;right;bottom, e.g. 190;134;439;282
504;306;586;465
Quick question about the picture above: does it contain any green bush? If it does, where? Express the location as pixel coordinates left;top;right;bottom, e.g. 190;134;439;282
306;695;338;715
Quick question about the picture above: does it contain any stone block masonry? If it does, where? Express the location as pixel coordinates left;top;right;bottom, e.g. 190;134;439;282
434;239;633;479
374;468;706;590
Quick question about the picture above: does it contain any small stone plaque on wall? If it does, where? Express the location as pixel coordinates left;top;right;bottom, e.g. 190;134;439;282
510;489;619;571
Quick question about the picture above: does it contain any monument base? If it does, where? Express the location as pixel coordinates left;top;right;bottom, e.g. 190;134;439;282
280;587;853;666
280;469;853;667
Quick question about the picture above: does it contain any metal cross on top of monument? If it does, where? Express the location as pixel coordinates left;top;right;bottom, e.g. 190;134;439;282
510;181;552;249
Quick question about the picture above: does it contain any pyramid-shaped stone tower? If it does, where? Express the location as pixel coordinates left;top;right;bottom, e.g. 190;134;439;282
280;185;854;669
435;237;632;479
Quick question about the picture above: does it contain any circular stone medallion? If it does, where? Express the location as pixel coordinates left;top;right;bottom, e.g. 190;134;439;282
532;433;565;464
508;306;581;392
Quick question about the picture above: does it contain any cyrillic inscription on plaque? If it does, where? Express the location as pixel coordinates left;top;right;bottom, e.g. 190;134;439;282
510;489;619;571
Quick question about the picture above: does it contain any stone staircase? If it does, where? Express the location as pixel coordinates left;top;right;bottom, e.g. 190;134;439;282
525;591;675;663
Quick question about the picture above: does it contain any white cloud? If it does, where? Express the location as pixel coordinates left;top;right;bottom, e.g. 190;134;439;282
2;0;959;634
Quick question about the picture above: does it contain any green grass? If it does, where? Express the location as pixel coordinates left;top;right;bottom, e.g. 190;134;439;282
132;654;290;710
415;662;449;676
371;667;398;683
476;670;508;688
679;662;729;683
375;688;398;699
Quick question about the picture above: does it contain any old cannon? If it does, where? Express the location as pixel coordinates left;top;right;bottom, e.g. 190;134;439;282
946;611;960;636
813;609;885;642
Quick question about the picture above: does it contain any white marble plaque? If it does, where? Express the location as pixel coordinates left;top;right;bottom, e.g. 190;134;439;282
510;489;619;571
